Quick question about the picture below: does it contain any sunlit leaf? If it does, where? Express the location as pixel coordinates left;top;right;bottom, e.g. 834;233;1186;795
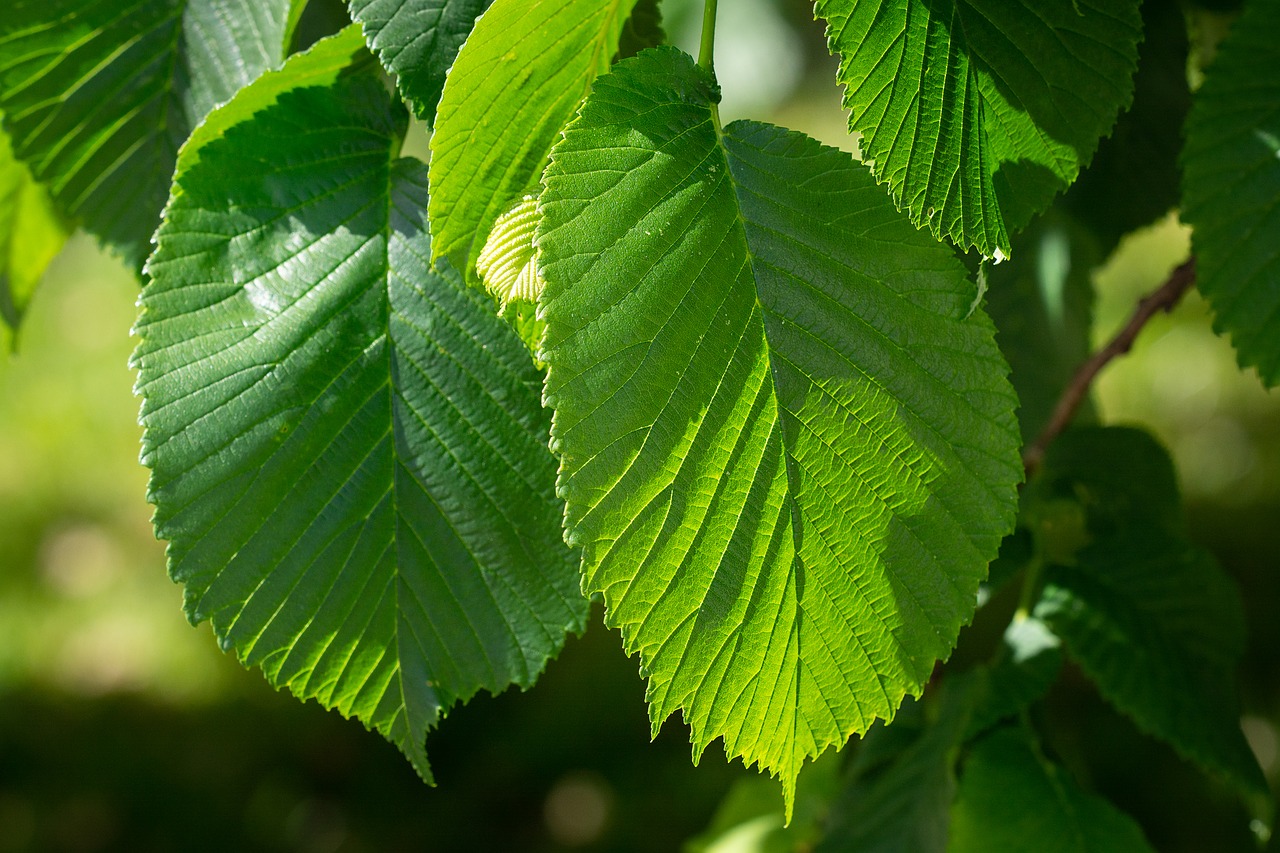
814;0;1142;258
539;47;1022;811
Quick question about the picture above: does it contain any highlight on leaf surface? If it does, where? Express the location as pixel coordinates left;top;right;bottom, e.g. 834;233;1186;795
538;46;1023;814
814;0;1142;259
1182;0;1280;386
0;0;296;268
134;40;585;780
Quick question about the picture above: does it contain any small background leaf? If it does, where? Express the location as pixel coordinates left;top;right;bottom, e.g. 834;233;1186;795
1029;427;1269;808
0;122;69;338
949;725;1153;852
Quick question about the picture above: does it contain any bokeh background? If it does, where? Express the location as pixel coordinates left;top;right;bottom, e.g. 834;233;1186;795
1;0;1277;850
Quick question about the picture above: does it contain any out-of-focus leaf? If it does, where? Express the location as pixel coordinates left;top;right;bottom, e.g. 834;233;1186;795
949;726;1153;852
0;122;69;335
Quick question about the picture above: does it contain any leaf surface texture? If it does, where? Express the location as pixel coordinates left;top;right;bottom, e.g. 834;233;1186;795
134;49;584;778
0;0;295;267
814;0;1141;257
1182;0;1280;385
538;47;1022;808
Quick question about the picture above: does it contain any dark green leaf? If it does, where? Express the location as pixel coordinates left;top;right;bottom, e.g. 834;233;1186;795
949;726;1153;852
1031;427;1269;805
818;676;980;853
539;47;1022;810
347;0;491;124
616;0;664;60
0;0;296;268
814;0;1142;258
134;56;585;779
1182;0;1280;385
1064;0;1192;255
429;0;638;277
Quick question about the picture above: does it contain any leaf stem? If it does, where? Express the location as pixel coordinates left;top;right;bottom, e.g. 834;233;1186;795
1014;554;1044;623
1022;256;1197;476
699;0;718;72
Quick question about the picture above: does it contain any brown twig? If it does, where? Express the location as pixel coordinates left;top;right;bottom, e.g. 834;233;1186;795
1021;256;1198;477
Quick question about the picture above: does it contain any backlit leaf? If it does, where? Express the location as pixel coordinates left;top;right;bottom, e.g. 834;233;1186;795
538;47;1022;811
814;0;1142;258
429;0;638;278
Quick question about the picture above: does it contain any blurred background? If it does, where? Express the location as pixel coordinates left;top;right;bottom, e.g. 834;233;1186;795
0;0;1277;850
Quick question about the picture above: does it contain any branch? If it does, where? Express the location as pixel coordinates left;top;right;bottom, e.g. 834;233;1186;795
1022;256;1197;476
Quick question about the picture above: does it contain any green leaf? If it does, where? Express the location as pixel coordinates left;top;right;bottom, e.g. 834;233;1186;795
0;120;69;336
966;616;1062;739
0;0;296;268
818;676;980;853
814;0;1142;258
949;726;1153;852
538;47;1022;810
616;0;664;61
985;213;1098;444
429;0;638;277
1182;0;1280;386
347;0;491;124
134;61;585;779
1030;427;1269;805
1063;0;1192;255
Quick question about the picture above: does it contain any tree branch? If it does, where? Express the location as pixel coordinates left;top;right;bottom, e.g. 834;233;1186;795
1022;256;1197;476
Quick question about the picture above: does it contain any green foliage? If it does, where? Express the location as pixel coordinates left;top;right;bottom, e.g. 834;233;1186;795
1030;427;1269;807
346;0;490;123
949;725;1153;853
814;0;1143;258
1;0;1276;848
1182;0;1280;385
134;43;584;778
539;47;1021;810
428;0;638;278
0;124;68;335
0;0;296;267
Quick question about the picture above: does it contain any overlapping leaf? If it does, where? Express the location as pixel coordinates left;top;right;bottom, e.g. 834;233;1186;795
347;0;491;124
538;47;1022;810
429;0;638;277
949;726;1153;852
1182;0;1280;385
134;49;584;778
0;0;295;267
814;0;1142;258
0;121;68;335
1029;428;1268;805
